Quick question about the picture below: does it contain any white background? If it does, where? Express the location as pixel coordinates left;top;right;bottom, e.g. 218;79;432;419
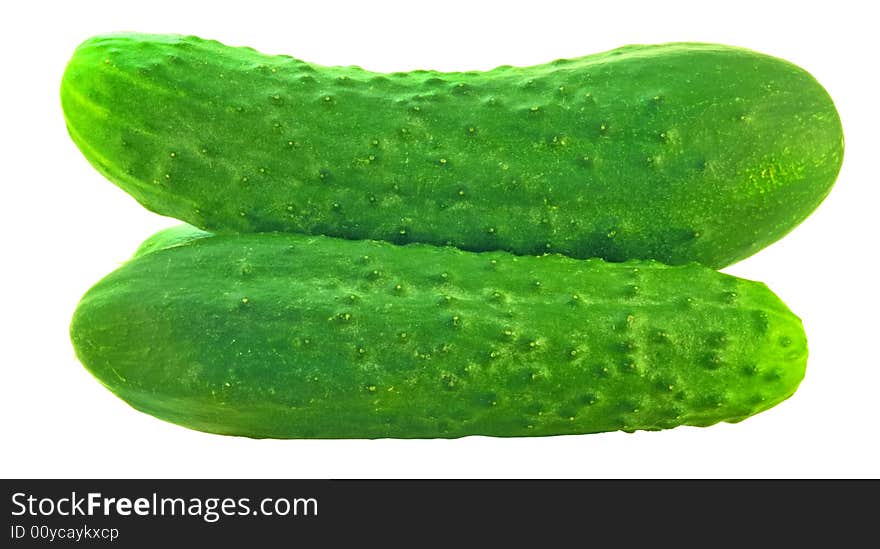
1;0;877;478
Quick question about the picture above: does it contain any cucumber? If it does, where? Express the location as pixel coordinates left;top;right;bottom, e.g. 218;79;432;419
61;33;843;267
132;223;212;258
70;229;807;438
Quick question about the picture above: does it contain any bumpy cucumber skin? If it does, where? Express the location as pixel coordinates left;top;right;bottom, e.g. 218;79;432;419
70;230;807;439
61;33;843;268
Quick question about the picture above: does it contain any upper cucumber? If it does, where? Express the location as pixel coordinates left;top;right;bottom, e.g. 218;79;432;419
61;34;843;267
70;229;807;438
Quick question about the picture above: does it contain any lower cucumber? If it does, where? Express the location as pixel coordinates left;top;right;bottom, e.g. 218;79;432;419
132;223;212;258
70;228;807;438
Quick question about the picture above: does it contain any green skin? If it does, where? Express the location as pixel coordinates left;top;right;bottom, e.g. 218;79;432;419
131;223;212;258
70;227;807;439
61;33;843;268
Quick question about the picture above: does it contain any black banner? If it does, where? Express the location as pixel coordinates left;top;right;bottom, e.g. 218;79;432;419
2;480;877;545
